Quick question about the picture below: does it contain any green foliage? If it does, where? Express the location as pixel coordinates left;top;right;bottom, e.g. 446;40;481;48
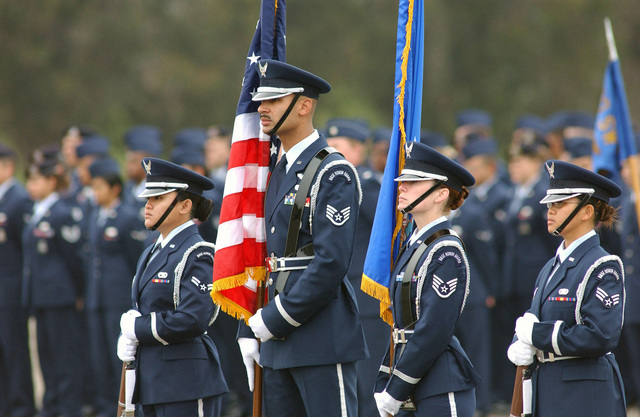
0;0;638;161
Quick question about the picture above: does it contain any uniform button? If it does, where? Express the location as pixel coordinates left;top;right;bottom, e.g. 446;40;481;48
268;278;273;285
627;265;635;274
625;249;634;258
271;226;275;233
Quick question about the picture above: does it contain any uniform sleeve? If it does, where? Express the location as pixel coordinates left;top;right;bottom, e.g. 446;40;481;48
261;161;360;338
135;246;216;346
532;256;624;357
385;242;468;402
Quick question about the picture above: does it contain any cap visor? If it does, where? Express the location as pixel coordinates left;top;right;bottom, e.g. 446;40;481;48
539;192;581;204
138;188;176;198
251;91;293;102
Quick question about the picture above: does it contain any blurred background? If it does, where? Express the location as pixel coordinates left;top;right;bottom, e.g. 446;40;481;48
1;0;639;166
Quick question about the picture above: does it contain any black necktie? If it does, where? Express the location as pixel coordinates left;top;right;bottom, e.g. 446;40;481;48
272;155;288;193
147;243;161;266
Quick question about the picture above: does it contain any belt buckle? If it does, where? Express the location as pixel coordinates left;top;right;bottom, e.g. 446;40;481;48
266;256;278;272
393;328;407;344
536;350;543;362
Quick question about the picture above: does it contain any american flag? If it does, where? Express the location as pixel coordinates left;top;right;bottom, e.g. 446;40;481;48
211;0;285;323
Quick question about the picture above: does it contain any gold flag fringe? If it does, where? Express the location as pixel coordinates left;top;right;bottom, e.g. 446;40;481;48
361;274;394;325
211;266;267;324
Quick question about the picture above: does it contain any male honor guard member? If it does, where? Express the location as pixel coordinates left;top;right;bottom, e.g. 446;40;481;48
508;160;626;417
374;142;481;417
237;60;368;417
117;158;227;416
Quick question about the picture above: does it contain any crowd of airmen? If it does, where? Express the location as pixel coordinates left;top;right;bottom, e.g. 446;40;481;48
1;108;639;417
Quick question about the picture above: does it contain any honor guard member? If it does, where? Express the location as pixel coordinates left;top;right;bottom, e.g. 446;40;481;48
237;59;368;417
0;144;35;417
452;138;508;416
22;148;85;417
85;158;147;417
508;160;626;417
59;125;96;203
493;131;560;403
117;157;227;416
374;142;481;416
122;125;163;209
326;117;389;417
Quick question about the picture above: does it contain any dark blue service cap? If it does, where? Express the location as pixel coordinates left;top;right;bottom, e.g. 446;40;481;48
252;59;331;101
540;160;621;204
170;147;205;167
456;109;492;128
509;130;548;157
372;126;392;143
30;145;62;176
173;128;207;151
515;114;547;133
395;141;475;191
139;157;213;198
89;158;120;179
76;135;110;158
0;143;16;158
125;125;163;156
420;130;447;148
462;138;497;159
32;144;61;164
565;111;595;129
564;137;593;159
325;118;370;143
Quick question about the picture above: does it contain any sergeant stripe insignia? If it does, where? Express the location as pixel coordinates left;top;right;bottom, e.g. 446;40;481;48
326;205;350;226
191;276;209;294
595;287;619;309
432;275;458;298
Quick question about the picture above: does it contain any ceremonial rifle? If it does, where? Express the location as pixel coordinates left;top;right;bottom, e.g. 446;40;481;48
510;365;532;417
116;361;136;417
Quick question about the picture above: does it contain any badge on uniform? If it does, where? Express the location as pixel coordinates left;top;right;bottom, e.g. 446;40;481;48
326;204;350;226
61;225;81;243
191;276;210;294
432;274;458;298
595;287;620;309
104;226;119;241
284;193;311;207
37;239;48;254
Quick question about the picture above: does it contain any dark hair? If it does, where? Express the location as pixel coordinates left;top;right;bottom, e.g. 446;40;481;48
444;185;469;212
98;173;123;197
178;191;214;222
587;197;618;229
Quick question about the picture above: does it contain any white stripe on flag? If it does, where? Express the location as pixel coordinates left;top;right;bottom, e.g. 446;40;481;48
224;165;270;196
216;216;266;250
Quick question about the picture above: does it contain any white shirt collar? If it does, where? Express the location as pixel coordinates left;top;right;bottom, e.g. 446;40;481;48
0;177;16;200
282;130;320;173
155;219;195;248
556;229;596;263
32;192;59;224
409;216;448;245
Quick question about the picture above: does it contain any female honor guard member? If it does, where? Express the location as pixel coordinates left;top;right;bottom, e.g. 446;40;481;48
374;142;481;417
117;158;227;417
508;160;626;417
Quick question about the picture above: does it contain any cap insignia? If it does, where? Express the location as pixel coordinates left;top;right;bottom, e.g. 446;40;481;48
405;141;414;159
143;159;152;175
258;61;268;78
545;161;555;179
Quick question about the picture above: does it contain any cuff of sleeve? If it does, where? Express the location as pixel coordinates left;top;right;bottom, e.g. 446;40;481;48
260;295;301;338
135;312;169;346
532;320;563;354
385;369;420;402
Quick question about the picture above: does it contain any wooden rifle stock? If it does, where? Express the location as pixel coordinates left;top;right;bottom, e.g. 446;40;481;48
510;365;526;417
252;280;266;417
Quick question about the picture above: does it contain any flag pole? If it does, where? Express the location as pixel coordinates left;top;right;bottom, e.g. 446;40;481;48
605;17;640;234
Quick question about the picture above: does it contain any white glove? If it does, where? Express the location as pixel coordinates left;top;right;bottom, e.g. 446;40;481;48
238;337;261;392
248;308;274;342
374;390;403;416
117;334;139;362
515;312;539;345
120;309;141;342
507;340;537;366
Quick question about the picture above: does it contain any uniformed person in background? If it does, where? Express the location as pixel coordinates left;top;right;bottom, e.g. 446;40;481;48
0;143;35;417
370;126;392;181
117;157;228;416
452;109;493;154
493;129;560;404
122;125;163;209
85;158;147;417
237;59;368;417
563;136;594;170
614;135;640;407
22;146;85;417
325;117;389;417
451;137;508;416
59;125;96;203
507;160;626;417
204;125;231;193
374;141;481;416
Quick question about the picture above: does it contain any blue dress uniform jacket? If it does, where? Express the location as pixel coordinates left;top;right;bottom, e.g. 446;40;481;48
22;196;84;308
376;220;481;403
257;135;369;370
524;234;626;417
131;224;227;405
86;202;146;312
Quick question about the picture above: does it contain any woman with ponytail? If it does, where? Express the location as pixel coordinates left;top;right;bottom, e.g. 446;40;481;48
508;160;626;417
117;157;227;416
